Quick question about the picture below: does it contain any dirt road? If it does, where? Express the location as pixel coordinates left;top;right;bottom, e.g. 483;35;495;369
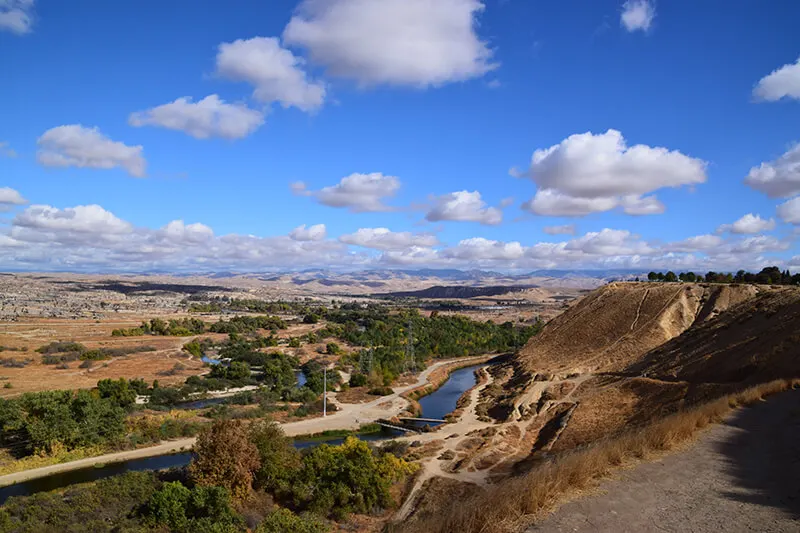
0;355;488;488
529;388;800;533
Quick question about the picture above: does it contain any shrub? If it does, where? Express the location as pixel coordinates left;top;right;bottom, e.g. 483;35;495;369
36;341;87;354
144;482;244;533
325;342;340;355
257;509;328;533
289;436;416;519
368;386;394;396
349;373;368;387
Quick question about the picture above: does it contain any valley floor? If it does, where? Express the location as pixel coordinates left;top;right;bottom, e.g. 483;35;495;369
529;388;800;533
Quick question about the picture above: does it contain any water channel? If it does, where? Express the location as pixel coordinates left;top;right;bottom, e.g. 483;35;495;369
0;363;483;505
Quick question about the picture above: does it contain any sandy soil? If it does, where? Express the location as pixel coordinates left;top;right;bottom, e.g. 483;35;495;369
529;388;800;533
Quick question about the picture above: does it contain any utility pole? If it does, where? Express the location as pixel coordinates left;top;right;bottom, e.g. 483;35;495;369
323;366;327;417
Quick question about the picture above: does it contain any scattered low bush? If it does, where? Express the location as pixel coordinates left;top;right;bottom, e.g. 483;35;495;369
256;509;328;533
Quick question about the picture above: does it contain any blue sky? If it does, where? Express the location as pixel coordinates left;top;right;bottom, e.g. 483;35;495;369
1;0;799;272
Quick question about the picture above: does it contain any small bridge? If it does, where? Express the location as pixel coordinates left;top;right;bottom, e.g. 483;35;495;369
376;420;422;434
398;417;447;424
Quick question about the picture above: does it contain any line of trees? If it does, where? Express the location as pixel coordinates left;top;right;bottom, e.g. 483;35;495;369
112;315;287;337
647;266;799;285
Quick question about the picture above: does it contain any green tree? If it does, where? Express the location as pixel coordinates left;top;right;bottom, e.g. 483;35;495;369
97;378;137;408
289;437;416;519
144;482;243;533
249;419;301;492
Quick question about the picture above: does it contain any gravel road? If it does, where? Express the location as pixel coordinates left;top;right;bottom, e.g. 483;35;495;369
530;388;800;532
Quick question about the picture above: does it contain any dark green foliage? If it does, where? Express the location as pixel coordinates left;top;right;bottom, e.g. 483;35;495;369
143;482;244;533
210;361;251;381
301;360;341;395
188;298;328;318
349;373;368;387
324;307;539;384
367;386;394;396
249;420;301;493
36;342;88;354
647;266;800;285
0;471;161;533
0;357;31;368
148;385;186;406
325;342;340;355
40;345;154;365
183;340;203;357
256;509;328;533
288;437;414;519
0;390;126;455
113;317;207;337
97;378;137;408
209;315;286;334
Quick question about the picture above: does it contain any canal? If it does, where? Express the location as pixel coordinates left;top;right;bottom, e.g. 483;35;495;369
0;363;484;505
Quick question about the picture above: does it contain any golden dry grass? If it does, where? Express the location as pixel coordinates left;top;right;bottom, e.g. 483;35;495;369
394;378;800;533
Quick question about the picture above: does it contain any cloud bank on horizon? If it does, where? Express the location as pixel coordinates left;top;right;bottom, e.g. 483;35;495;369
1;0;799;273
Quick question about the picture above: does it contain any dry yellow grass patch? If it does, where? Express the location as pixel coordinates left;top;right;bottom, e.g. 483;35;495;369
394;378;800;533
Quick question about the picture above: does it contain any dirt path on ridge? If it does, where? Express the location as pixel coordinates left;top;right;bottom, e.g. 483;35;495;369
529;388;800;533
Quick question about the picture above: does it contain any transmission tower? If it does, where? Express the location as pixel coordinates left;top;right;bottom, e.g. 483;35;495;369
405;320;417;374
359;342;374;374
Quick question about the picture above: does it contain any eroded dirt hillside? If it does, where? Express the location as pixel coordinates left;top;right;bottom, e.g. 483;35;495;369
509;283;800;455
629;287;800;385
517;282;759;375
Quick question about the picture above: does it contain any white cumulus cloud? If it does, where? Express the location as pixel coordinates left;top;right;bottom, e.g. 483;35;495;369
216;37;326;112
664;234;724;253
777;196;800;224
158;220;214;244
283;0;496;88
289;224;327;241
13;204;133;236
543;224;576;236
744;144;800;198
565;228;653;256
517;129;707;217
0;0;34;34
37;125;146;178
717;213;776;234
0;187;27;211
293;173;400;212
129;95;265;140
753;57;800;102
443;237;525;261
620;0;655;32
425;190;502;225
339;227;438;250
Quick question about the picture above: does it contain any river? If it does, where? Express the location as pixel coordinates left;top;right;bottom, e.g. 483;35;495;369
0;363;483;505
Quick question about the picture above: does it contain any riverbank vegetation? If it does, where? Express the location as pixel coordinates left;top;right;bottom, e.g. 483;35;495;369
0;419;416;533
111;315;287;337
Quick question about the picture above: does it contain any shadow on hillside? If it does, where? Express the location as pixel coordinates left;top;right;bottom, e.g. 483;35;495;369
57;280;232;295
716;388;800;519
